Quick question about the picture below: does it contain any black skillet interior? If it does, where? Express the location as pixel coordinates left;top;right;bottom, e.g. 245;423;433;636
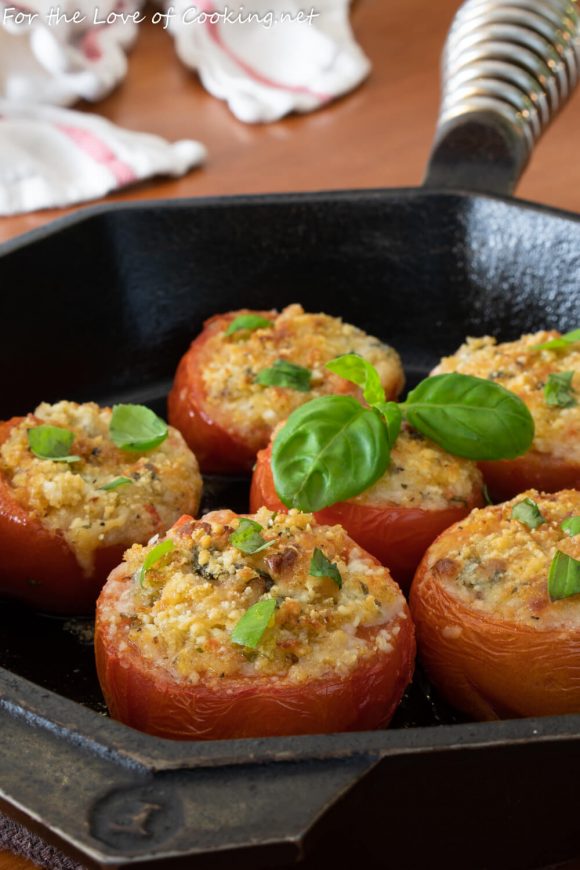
0;187;580;870
1;188;579;717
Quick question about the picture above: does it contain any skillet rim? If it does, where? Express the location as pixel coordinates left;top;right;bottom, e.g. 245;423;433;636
1;185;579;259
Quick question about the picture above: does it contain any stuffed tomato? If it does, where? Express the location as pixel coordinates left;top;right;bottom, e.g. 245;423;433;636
432;330;580;500
251;427;485;591
167;304;404;474
95;507;415;740
410;489;580;720
0;401;202;614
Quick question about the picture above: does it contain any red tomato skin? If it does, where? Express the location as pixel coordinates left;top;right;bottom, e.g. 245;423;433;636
95;531;416;740
409;536;580;720
479;454;580;503
167;311;274;474
0;419;144;615
250;443;483;593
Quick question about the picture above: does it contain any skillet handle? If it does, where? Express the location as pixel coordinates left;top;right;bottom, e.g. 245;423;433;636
424;0;580;195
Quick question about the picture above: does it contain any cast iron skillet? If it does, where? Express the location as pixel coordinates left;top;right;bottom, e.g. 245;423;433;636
0;2;579;868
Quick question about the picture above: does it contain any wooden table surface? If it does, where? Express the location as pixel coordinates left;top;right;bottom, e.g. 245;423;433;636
2;0;580;247
1;0;580;867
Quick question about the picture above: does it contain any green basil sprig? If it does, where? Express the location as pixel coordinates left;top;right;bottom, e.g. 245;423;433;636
511;498;545;530
256;359;312;392
534;329;580;352
310;548;342;588
226;314;272;336
110;404;168;452
272;356;534;512
562;517;580;538
27;426;80;463
548;550;580;602
326;354;385;406
326;354;402;447
232;598;277;648
138;538;175;587
229;518;275;554
544;372;577;409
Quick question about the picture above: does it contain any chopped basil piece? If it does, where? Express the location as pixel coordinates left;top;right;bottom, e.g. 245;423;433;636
232;598;277;648
110;404;168;452
99;476;133;491
229;518;275;554
562;517;580;538
534;329;580;352
138;538;175;587
511;498;546;530
226;314;273;336
27;425;80;463
548;550;580;601
544;371;577;409
483;484;493;506
255;360;312;392
310;547;342;588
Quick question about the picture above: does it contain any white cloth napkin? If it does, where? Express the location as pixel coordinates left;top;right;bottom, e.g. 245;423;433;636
0;99;207;214
171;0;371;123
0;0;370;216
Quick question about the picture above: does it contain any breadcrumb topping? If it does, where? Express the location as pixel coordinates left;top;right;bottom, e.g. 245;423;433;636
433;331;580;462
197;304;404;449
0;402;202;574
352;427;482;511
100;508;407;685
425;489;580;628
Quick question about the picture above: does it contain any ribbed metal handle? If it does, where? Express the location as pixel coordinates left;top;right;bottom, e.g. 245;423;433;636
424;0;580;194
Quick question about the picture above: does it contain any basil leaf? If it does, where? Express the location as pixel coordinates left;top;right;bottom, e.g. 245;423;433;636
310;547;342;588
138;538;175;587
534;329;580;352
226;314;273;336
326;356;402;448
544;371;577;409
255;360;312;392
511;498;545;530
326;354;385;406
232;598;277;648
272;395;390;512
402;374;534;460
27;426;80;463
562;517;580;538
374;401;403;448
229;518;275;554
110;404;168;452
548;550;580;601
99;476;133;491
